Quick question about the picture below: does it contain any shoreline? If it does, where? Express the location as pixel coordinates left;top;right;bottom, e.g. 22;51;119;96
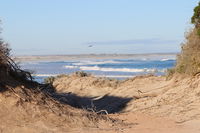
14;53;177;62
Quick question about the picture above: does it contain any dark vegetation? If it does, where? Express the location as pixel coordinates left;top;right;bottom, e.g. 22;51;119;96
168;2;200;76
0;35;32;82
175;29;200;75
44;72;90;84
191;2;200;35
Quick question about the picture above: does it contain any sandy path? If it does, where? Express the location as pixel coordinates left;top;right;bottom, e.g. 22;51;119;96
2;73;200;132
113;113;200;133
74;112;200;133
51;74;200;133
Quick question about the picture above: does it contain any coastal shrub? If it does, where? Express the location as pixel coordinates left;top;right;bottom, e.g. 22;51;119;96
44;76;55;84
170;3;200;76
191;2;200;36
44;74;68;84
166;68;175;79
73;71;91;77
0;40;10;66
175;29;200;75
0;23;32;81
56;74;68;78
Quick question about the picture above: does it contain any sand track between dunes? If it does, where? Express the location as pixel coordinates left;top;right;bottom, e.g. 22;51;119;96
51;74;200;132
2;73;200;132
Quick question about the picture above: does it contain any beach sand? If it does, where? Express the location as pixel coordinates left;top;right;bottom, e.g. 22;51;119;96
1;72;200;132
52;73;200;132
14;53;176;62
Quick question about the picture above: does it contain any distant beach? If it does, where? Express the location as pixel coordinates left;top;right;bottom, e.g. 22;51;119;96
15;53;177;62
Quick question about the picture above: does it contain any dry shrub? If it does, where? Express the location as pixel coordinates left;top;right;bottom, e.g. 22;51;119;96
44;74;68;84
0;38;32;81
166;68;176;79
175;28;200;75
44;76;55;84
73;71;91;77
0;39;10;66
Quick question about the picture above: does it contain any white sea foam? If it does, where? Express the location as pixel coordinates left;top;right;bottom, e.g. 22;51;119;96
72;60;121;66
32;74;58;77
79;66;161;73
64;65;78;69
141;58;148;61
95;75;135;78
161;58;175;61
34;74;134;79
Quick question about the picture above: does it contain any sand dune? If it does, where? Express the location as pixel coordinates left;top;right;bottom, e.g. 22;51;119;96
51;73;200;132
2;71;200;132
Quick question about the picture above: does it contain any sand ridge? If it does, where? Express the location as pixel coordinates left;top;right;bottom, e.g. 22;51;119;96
2;73;200;132
51;73;200;132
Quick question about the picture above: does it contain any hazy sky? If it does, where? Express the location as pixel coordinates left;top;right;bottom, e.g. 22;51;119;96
0;0;198;55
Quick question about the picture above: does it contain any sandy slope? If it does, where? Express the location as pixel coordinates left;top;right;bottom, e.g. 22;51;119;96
53;74;200;122
2;73;200;132
0;85;119;133
51;74;200;132
124;75;200;123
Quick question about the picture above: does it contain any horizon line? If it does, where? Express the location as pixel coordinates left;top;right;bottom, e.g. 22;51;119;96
14;52;178;57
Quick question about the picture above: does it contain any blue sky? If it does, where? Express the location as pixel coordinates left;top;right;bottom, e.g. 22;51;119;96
0;0;198;55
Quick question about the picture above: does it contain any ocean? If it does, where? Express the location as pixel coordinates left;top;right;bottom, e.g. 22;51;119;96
20;54;176;83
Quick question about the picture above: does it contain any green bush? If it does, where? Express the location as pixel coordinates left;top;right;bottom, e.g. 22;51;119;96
191;2;200;29
191;2;200;36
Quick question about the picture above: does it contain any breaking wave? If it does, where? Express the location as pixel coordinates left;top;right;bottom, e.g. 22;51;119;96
64;65;78;69
95;75;135;78
79;66;164;73
72;60;122;66
160;58;175;61
32;74;58;77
